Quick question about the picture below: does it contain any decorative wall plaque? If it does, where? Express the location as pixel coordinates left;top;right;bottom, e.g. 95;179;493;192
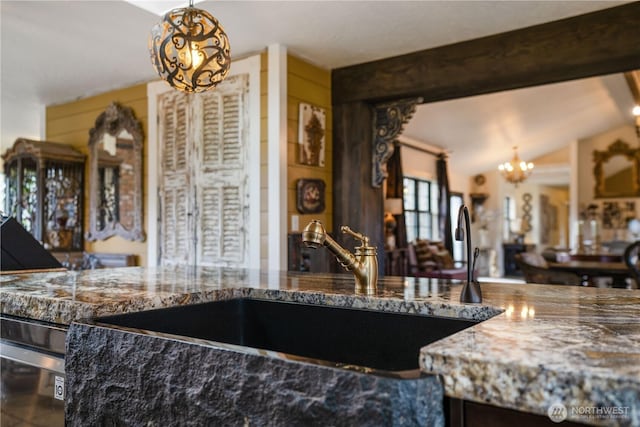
296;179;326;214
298;103;326;167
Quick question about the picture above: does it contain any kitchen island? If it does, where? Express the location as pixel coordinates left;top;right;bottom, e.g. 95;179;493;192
1;266;638;426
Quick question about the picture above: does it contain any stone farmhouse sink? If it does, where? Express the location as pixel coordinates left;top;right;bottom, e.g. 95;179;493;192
95;298;478;371
66;298;483;425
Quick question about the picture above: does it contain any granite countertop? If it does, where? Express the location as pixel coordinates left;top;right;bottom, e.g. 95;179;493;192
1;266;639;425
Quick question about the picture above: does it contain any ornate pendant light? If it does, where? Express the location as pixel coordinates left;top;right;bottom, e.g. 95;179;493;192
149;0;231;93
498;146;534;185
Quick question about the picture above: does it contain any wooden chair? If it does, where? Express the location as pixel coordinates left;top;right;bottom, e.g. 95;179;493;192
623;241;640;288
514;253;582;286
406;243;469;281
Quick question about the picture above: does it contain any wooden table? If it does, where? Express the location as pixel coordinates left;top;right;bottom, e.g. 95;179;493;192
570;253;623;263
548;260;632;288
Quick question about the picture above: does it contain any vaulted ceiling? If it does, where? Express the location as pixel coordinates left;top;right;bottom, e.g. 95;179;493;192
402;72;636;177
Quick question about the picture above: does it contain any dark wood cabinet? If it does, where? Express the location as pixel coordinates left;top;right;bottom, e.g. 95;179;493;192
287;233;333;273
446;398;588;427
3;138;85;252
503;243;536;276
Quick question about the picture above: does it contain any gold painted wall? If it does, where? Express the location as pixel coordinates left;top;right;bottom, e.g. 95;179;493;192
260;52;269;269
287;55;332;233
46;84;148;266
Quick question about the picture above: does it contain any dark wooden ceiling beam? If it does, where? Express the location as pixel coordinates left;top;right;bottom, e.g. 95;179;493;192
332;2;640;104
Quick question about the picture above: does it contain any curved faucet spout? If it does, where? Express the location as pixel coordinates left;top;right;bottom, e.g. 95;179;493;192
302;220;378;293
455;205;482;304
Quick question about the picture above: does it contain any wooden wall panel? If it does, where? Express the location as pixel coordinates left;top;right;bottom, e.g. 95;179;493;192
260;52;269;269
47;99;147;137
287;54;333;233
332;101;383;261
47;85;148;119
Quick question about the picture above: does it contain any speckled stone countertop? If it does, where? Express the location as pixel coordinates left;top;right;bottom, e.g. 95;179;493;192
1;266;639;425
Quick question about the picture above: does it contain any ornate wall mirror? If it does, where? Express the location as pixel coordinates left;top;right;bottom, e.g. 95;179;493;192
593;139;640;199
86;102;145;241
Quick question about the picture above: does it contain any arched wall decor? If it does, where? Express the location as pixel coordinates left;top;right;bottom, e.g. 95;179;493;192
372;97;423;187
86;102;146;242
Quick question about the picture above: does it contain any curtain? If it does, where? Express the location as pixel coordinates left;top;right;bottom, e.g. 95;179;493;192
386;143;407;248
437;153;454;254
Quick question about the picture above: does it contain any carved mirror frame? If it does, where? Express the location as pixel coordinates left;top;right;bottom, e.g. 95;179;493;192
593;139;640;199
86;102;145;241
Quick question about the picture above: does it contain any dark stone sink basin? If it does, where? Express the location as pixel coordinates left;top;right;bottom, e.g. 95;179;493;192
96;298;477;372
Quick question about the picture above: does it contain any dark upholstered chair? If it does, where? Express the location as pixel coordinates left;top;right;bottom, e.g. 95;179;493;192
406;243;469;281
623;241;640;288
514;253;582;286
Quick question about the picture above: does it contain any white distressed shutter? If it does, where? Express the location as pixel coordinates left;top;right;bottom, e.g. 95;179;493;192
194;74;249;266
158;91;192;265
157;74;250;267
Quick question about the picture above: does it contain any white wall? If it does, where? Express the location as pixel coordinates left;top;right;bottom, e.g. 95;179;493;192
398;136;470;197
0;99;45;153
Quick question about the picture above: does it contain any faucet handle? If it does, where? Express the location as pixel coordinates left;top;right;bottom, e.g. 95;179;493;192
340;226;370;246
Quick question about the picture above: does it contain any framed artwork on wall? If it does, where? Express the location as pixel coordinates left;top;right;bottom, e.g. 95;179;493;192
298;103;326;167
296;179;326;214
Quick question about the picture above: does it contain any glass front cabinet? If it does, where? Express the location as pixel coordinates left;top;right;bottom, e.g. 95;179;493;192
3;138;85;252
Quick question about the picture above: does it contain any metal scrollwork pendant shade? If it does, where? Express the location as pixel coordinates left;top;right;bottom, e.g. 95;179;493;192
149;4;231;93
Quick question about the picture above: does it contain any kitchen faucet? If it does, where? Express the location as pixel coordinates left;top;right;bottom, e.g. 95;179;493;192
302;220;378;293
455;205;482;303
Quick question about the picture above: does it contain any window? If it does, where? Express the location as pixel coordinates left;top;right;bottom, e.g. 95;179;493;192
449;192;464;261
402;177;465;254
403;177;439;243
504;196;517;240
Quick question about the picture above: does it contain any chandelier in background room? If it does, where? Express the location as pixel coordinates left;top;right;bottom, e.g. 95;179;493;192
149;0;231;93
498;146;534;185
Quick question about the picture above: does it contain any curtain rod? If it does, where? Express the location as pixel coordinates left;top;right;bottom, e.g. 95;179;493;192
396;141;446;158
